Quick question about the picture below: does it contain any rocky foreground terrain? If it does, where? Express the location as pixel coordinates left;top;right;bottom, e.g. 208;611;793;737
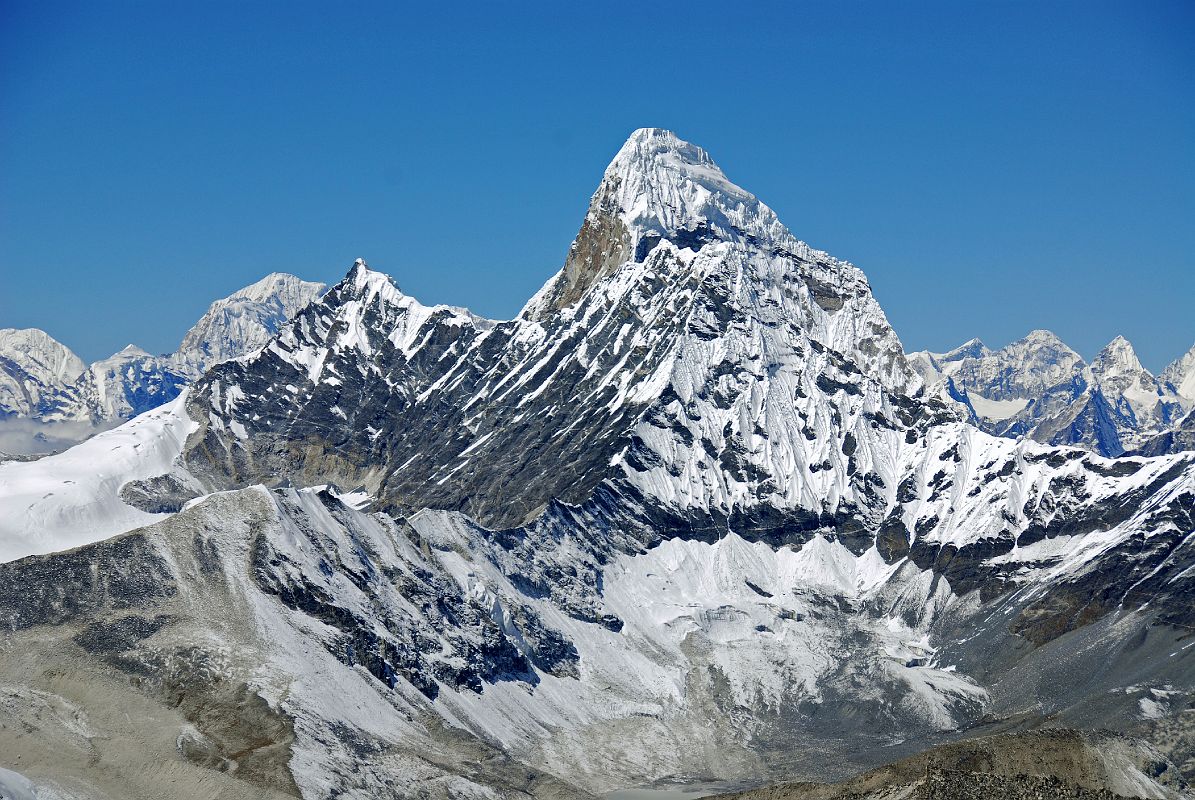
714;729;1186;800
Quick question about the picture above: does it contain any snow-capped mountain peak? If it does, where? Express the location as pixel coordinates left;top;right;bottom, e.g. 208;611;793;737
345;256;409;306
0;328;86;384
0;328;86;419
184;130;926;535
223;271;323;307
1091;335;1148;381
938;328;1084;403
1024;328;1065;343
940;337;989;362
523;127;830;323
3;129;1195;797
601;127;771;236
113;343;152;358
174;271;327;377
1161;341;1195;406
1084;335;1184;446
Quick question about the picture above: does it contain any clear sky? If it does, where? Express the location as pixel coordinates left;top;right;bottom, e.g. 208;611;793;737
2;1;1192;370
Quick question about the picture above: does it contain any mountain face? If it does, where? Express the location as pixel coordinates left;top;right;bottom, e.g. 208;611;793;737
0;328;87;418
1135;407;1195;458
911;332;1191;457
39;345;190;424
0;274;325;452
1163;342;1195;406
0;129;1193;800
183;128;920;533
173;272;329;378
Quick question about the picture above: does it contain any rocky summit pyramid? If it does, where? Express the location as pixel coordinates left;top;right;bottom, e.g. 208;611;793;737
0;130;1193;799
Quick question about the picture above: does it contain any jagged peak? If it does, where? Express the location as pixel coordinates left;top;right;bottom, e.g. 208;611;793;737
332;259;492;329
606;128;735;194
1092;335;1148;379
1096;334;1137;358
600;128;771;236
113;344;151;358
343;258;408;304
939;337;989;362
524;129;825;320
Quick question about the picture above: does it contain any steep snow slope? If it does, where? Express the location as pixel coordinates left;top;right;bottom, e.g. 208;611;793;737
0;393;197;561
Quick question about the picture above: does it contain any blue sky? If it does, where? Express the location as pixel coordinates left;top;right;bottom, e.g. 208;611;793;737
1;1;1192;370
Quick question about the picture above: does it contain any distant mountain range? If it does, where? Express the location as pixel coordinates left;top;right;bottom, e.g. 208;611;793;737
909;331;1195;457
0;273;325;453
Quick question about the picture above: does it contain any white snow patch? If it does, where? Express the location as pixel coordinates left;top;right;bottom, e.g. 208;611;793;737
0;393;198;562
967;393;1030;422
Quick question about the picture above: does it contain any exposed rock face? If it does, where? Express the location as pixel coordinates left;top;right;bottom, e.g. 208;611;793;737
1;129;1193;799
533;168;632;318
